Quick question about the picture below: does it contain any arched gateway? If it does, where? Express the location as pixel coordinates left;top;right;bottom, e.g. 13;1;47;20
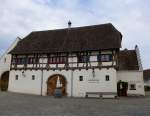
0;71;9;91
47;74;67;96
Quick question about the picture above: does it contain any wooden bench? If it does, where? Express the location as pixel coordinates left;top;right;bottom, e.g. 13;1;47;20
85;92;117;98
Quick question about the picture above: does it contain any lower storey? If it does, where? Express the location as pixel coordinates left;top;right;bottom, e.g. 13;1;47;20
5;69;145;97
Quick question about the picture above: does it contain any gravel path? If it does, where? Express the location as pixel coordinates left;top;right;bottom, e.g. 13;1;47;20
0;92;149;116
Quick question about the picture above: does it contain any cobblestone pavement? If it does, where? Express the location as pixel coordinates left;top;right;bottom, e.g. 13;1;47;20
0;92;150;116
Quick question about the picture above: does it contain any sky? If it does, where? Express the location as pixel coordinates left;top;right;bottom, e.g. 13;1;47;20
0;0;150;69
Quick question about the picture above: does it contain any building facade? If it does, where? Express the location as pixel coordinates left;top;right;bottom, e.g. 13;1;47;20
0;23;145;97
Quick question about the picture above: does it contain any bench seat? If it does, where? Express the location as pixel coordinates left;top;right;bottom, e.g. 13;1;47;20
85;92;117;98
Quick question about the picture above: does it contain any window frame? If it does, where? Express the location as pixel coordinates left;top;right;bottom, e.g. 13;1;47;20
77;55;90;63
48;56;67;64
28;57;37;64
97;54;112;62
105;75;110;81
79;76;83;81
130;84;136;90
15;75;18;80
32;75;35;80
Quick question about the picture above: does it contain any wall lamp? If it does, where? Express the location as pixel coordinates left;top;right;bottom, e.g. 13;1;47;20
22;71;26;77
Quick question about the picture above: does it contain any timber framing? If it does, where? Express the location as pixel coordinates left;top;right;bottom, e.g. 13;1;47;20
10;49;119;71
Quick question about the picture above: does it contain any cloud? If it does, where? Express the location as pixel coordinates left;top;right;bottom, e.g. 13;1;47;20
0;0;150;69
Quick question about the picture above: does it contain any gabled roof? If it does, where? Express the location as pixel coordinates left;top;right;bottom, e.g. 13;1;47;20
118;50;139;70
10;23;122;54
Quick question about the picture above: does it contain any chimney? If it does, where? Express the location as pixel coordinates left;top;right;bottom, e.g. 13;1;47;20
68;20;72;29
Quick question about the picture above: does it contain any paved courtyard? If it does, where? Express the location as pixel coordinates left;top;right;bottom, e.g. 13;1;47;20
0;92;150;116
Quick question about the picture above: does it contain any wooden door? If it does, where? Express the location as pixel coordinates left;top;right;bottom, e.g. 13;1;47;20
0;71;9;91
47;74;66;96
117;81;128;96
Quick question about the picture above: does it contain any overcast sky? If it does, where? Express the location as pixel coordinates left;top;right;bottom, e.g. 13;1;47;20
0;0;150;69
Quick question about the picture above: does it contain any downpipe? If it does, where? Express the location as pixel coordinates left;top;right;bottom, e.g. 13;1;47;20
71;55;74;97
40;59;44;96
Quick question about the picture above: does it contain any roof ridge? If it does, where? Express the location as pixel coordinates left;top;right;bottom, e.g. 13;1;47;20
31;23;113;33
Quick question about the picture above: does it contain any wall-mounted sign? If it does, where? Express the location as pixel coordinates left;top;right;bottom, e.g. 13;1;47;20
88;79;99;83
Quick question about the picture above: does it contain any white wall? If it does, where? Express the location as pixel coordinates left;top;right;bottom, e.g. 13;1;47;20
117;71;145;96
8;68;117;97
8;70;42;95
8;70;72;96
8;69;145;97
73;68;117;97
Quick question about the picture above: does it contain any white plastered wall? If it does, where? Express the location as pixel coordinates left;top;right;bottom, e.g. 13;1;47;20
73;68;117;97
117;71;145;96
8;70;42;95
8;68;117;97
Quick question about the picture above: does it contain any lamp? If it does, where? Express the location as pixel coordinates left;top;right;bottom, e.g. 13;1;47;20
22;71;26;77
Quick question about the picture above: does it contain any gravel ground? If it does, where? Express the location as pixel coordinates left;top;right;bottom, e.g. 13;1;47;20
0;92;150;116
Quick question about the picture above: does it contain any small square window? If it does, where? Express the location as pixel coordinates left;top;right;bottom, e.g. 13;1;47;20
130;84;136;90
15;75;18;80
32;75;35;80
106;75;109;81
79;76;83;81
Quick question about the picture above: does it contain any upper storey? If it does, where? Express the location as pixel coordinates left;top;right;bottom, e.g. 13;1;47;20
10;23;122;54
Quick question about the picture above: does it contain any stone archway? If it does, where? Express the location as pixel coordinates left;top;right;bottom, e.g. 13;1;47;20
47;74;67;96
0;71;9;91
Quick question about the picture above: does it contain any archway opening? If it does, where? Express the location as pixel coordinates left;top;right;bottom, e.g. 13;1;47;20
0;71;9;91
47;74;67;96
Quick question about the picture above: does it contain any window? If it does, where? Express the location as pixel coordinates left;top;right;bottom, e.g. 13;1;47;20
28;57;37;64
106;75;109;81
79;76;83;81
12;58;17;64
130;84;136;90
59;57;67;64
48;57;67;64
15;75;18;80
78;55;89;63
32;75;35;80
16;58;27;65
97;54;112;62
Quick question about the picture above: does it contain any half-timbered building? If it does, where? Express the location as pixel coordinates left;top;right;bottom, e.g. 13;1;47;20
0;23;145;97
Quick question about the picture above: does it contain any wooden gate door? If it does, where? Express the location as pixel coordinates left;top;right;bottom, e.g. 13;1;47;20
0;71;9;91
47;74;66;96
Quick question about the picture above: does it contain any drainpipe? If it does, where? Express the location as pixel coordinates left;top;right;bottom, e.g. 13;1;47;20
40;58;44;96
41;69;44;96
71;69;73;97
71;54;74;97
